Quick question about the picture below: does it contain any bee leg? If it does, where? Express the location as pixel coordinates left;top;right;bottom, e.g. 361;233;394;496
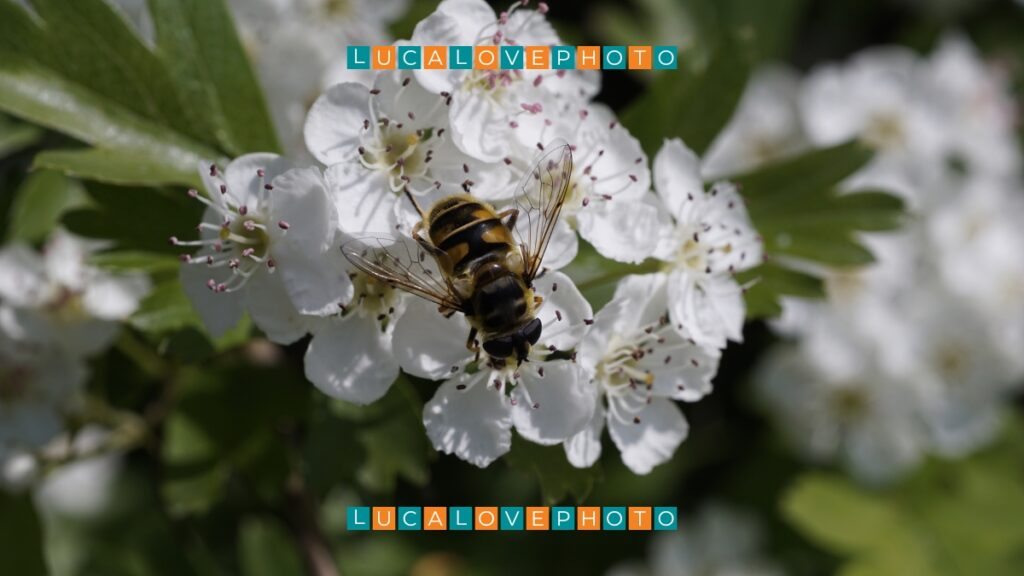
496;208;519;231
466;327;480;361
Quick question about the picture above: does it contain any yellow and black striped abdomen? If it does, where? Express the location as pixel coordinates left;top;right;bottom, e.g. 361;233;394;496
426;195;515;277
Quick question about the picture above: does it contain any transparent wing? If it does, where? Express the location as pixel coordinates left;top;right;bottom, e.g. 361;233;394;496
511;143;574;282
341;234;466;312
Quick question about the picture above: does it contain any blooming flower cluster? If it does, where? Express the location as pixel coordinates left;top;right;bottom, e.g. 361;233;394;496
175;0;763;474
709;36;1024;482
0;231;150;488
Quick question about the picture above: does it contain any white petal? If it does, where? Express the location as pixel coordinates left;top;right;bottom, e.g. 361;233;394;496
532;271;592;352
608;397;689;475
448;91;510;162
654;138;704;218
267;166;336;255
275;244;353;317
423;372;512;468
0;245;50;307
81;273;151;320
179;258;245;337
325;163;399;236
564;397;605;468
304;315;398;405
224;153;291;209
577;195;663;263
304;82;371;166
392;297;472;379
512;361;592;445
243;271;309;345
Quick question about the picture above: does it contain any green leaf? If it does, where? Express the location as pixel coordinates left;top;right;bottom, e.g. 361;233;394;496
0;117;42;158
729;141;904;314
24;0;206;142
33;148;201;187
238;518;305;576
784;421;1024;576
0;493;47;576
5;169;87;242
736;262;824;319
355;396;433;493
61;181;203;253
783;474;905;554
148;0;280;154
0;52;215;186
505;435;601;505
162;365;309;516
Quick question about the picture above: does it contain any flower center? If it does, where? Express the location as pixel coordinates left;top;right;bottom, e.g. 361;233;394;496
45;286;89;324
360;126;431;191
345;272;400;328
830;386;870;422
863;112;905;150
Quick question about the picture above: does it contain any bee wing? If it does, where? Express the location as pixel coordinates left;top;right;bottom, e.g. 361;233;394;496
341;234;467;312
511;143;574;282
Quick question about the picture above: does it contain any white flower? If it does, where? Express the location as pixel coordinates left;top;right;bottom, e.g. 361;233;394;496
929;177;1024;375
305;71;509;236
510;102;657;263
650;138;764;350
303;270;404;406
392;271;593;467
34;426;122;518
0;230;151;356
0;334;86;490
565;274;719;475
411;0;598;162
702;65;809;179
175;154;350;343
756;317;927;484
228;0;407;159
921;35;1021;181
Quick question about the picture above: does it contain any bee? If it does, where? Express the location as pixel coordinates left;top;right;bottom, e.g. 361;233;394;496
342;144;573;366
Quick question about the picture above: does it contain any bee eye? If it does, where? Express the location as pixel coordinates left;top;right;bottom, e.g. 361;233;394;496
483;337;514;359
522;318;542;345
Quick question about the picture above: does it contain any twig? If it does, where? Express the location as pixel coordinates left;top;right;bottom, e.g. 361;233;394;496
284;472;341;576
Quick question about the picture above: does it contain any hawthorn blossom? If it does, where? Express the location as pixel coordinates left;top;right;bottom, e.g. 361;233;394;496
305;70;509;236
508;101;658;263
0;230;151;356
0;333;86;490
392;271;593;467
228;0;408;158
303;267;406;406
565;274;719;475
650;138;764;350
411;0;599;163
702;65;809;179
756;319;927;484
175;155;349;343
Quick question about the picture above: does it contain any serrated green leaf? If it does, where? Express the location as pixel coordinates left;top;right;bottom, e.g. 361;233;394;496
5;169;87;242
505;435;600;505
355;383;433;493
737;262;824;319
148;0;280;154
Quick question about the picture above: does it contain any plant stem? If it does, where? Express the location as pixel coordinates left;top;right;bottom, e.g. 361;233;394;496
284;472;341;576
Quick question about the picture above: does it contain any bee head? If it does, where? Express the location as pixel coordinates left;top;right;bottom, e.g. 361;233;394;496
482;317;543;365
